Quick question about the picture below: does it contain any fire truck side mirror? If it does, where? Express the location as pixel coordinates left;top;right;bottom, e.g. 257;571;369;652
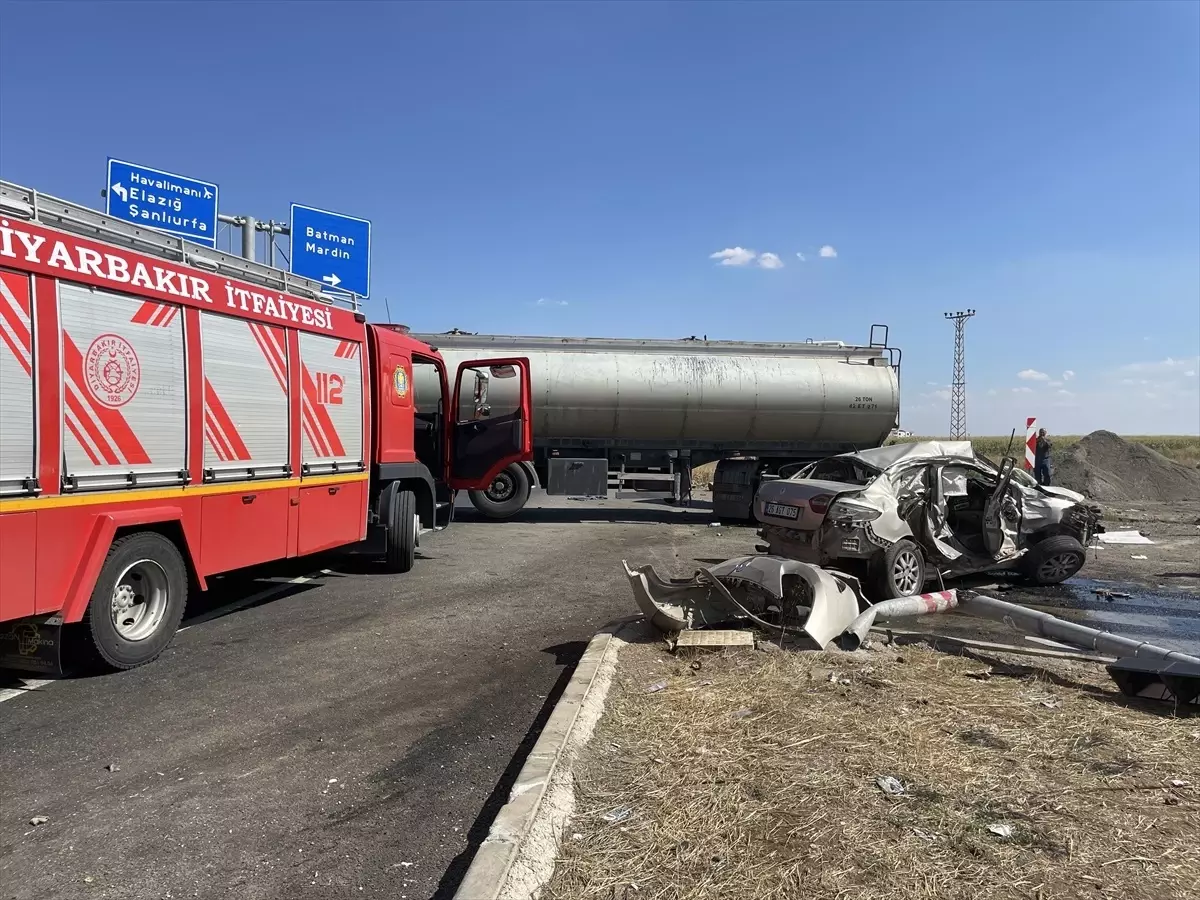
489;364;517;379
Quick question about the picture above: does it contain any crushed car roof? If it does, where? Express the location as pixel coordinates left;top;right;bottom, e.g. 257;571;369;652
845;440;978;470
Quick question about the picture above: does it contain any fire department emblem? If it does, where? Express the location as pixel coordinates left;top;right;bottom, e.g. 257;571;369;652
85;333;141;408
393;365;409;400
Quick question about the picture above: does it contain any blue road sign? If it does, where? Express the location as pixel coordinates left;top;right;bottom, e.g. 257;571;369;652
290;204;371;299
106;158;219;248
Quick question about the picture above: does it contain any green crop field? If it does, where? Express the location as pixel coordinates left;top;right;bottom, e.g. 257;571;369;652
885;435;1200;468
690;434;1200;487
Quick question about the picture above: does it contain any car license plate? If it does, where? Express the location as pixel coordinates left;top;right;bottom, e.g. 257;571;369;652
764;502;800;520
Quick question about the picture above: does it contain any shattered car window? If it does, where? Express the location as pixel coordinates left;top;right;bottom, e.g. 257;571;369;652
805;457;878;486
940;468;969;497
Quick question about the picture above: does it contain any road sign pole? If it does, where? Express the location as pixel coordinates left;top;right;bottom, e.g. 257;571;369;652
241;215;257;262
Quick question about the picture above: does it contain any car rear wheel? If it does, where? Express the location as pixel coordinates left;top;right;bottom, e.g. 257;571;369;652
1022;534;1087;585
872;539;926;599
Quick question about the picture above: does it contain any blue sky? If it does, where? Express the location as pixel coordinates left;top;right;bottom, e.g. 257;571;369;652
2;0;1198;435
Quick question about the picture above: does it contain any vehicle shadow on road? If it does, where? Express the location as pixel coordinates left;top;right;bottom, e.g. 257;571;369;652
431;640;589;899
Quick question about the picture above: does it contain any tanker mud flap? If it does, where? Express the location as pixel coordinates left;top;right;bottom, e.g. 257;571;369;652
0;614;67;676
621;555;863;649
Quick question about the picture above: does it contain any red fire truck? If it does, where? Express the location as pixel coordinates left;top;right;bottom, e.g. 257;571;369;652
0;180;533;675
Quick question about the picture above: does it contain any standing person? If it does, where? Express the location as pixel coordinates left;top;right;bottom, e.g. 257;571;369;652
1034;428;1053;486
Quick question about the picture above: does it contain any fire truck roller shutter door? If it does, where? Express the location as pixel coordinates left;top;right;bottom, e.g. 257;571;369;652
199;313;290;481
0;268;35;496
58;283;187;492
297;332;364;475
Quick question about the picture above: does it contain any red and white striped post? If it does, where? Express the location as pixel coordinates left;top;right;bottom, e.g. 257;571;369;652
1024;417;1037;471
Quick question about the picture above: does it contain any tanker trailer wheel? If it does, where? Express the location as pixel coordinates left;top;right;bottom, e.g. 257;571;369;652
83;532;189;670
469;464;530;519
385;487;418;573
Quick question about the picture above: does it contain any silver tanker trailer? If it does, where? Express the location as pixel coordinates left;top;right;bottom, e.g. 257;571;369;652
410;327;902;520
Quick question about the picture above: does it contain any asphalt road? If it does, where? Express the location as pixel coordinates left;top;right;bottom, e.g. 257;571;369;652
0;492;745;900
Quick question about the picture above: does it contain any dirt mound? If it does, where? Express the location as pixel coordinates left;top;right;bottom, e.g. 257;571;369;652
1053;430;1200;502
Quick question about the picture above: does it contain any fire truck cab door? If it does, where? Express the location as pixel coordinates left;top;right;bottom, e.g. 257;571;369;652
448;357;533;490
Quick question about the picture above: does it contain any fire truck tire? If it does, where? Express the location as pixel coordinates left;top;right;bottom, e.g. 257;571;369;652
83;532;189;670
385;488;418;573
468;464;531;519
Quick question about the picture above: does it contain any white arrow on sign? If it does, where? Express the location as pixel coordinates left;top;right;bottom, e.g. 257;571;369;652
322;274;342;288
111;183;128;202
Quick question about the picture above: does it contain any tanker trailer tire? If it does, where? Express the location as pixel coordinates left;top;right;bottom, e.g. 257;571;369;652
469;464;531;519
83;532;189;670
385;487;418;574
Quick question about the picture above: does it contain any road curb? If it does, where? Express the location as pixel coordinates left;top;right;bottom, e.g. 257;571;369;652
452;615;639;900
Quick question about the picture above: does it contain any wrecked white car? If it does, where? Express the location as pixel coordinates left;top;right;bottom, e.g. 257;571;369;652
754;441;1105;599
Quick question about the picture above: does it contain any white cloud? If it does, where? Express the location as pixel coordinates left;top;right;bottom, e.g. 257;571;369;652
987;388;998;396
1056;389;1074;396
757;252;784;270
1062;370;1075;381
709;247;757;267
1119;356;1200;374
795;252;807;262
1017;369;1050;381
1011;386;1034;394
1187;370;1197;378
926;381;940;387
931;389;951;401
818;245;838;259
1047;380;1063;388
535;297;568;307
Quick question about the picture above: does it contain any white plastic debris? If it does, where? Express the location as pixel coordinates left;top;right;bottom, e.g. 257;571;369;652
29;816;48;826
1131;554;1148;560
1093;530;1154;545
645;680;668;694
987;823;1014;838
602;806;633;824
875;775;905;796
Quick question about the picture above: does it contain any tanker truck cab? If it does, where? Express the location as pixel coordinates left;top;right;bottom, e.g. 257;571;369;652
365;323;533;567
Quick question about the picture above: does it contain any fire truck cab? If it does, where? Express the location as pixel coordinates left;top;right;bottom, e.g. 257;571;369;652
0;180;533;675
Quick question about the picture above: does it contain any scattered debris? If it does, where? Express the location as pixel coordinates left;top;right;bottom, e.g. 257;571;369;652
875;775;906;796
1094;530;1155;546
644;681;668;694
1040;698;1063;710
1131;554;1148;560
601;806;633;824
674;630;754;651
29;816;48;826
987;823;1014;839
731;708;754;719
1170;779;1190;788
105;763;119;773
828;672;851;685
754;640;780;653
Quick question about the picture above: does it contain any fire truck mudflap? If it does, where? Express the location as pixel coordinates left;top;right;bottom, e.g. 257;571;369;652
0;614;65;675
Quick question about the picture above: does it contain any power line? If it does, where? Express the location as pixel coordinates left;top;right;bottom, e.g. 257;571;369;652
943;309;976;439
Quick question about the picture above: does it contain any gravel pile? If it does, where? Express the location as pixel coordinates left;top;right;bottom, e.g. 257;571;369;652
1054;430;1200;502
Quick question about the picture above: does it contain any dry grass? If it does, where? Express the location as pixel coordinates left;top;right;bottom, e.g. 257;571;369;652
689;435;1200;488
542;638;1200;900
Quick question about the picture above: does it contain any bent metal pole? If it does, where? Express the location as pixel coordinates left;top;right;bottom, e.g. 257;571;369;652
959;593;1200;665
838;590;960;651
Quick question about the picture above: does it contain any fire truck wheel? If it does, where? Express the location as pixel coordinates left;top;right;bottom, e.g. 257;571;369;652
468;464;531;519
386;488;418;573
84;532;189;670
